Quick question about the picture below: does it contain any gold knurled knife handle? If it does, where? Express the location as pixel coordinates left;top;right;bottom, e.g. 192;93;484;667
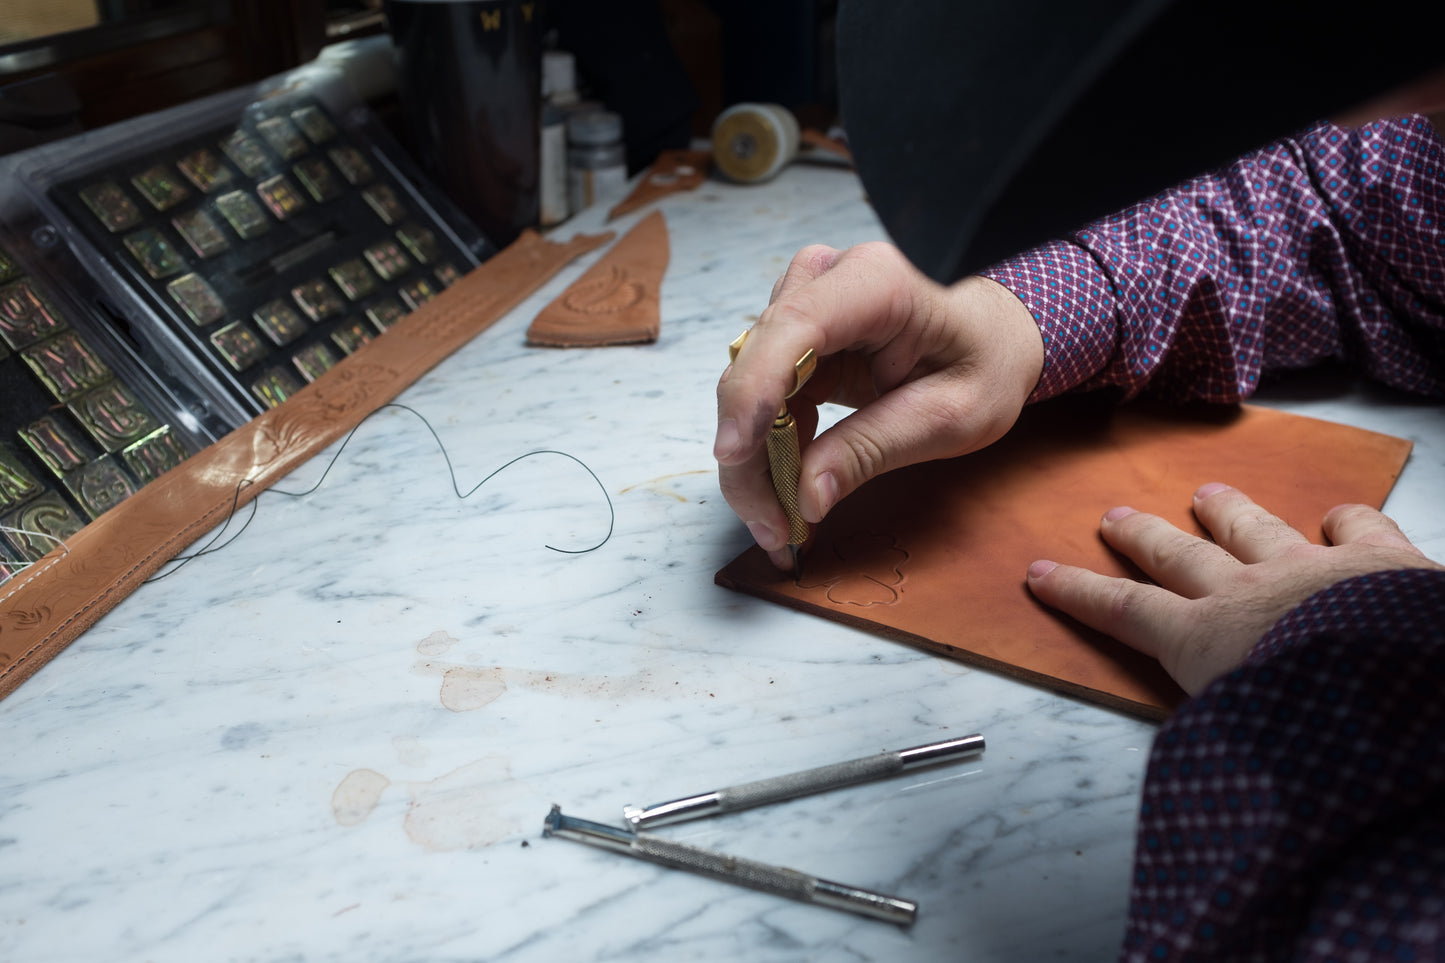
766;410;809;545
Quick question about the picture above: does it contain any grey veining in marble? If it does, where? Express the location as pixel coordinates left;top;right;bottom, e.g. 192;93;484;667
2;159;1442;963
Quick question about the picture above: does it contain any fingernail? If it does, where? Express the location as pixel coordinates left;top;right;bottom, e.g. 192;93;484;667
1103;506;1137;523
746;520;784;552
812;471;839;520
714;419;740;460
1027;559;1058;580
1195;482;1231;501
767;548;794;571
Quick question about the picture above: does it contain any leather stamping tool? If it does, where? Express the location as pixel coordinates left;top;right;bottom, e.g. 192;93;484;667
542;805;918;925
623;734;985;829
544;733;985;925
728;328;817;578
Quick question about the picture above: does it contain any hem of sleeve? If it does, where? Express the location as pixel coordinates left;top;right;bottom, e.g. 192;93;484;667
982;240;1120;402
1249;568;1445;665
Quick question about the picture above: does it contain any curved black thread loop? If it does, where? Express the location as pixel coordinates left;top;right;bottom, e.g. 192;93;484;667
145;403;613;583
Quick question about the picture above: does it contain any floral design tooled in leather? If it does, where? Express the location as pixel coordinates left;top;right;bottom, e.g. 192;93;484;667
799;532;908;606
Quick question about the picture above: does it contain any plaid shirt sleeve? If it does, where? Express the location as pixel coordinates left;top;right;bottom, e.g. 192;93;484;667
980;117;1445;962
982;115;1445;403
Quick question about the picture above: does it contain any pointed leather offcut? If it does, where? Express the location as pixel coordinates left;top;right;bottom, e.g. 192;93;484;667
526;211;668;347
607;149;712;221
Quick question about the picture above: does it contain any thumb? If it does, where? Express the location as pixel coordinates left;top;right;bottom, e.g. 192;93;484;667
799;376;999;522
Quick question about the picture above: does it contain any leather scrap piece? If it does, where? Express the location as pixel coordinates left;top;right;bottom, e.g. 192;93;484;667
799;129;853;166
527;211;668;347
715;398;1413;720
0;228;613;703
607;149;712;221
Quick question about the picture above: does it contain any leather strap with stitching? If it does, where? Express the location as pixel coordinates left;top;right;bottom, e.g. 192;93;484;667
0;227;612;702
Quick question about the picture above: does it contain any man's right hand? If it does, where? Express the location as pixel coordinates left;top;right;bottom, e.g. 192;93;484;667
714;241;1045;569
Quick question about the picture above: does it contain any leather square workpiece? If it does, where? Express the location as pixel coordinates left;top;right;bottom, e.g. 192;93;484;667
715;399;1413;719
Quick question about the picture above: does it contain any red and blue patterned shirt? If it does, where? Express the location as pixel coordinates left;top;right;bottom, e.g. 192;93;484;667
984;114;1445;962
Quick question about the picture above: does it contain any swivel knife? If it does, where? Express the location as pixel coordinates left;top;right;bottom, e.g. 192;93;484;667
729;328;817;579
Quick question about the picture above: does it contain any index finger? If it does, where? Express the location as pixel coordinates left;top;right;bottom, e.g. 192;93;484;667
769;244;842;305
714;242;925;465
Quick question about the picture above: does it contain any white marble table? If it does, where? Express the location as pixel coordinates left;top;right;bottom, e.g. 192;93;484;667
3;161;1443;963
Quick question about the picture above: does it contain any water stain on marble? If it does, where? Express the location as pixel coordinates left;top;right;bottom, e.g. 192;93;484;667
439;666;507;712
332;768;391;826
392;735;430;767
415;629;459;656
402;757;545;852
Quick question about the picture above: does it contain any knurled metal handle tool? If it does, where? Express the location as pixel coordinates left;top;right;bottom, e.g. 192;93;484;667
622;733;985;829
543;733;985;925
729;328;816;578
543;805;918;925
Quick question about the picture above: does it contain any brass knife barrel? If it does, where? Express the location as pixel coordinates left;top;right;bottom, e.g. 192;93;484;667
766;410;809;545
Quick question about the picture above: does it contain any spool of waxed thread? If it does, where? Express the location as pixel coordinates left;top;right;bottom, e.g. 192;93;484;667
711;103;801;184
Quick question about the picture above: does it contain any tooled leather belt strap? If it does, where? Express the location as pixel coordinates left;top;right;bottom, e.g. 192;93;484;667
0;228;611;702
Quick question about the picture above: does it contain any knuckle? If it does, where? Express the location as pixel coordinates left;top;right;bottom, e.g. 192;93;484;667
1147;530;1218;571
841;431;890;482
793;243;838;268
717;468;771;517
716;468;749;504
1222;506;1286;544
1103;580;1145;624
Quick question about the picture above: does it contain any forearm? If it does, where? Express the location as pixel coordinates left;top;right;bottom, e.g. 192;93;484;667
1122;569;1445;962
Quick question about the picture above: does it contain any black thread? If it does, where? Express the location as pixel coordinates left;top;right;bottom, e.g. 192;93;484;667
145;403;613;583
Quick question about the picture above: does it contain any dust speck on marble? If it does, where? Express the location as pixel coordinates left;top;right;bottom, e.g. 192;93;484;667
332;768;391;827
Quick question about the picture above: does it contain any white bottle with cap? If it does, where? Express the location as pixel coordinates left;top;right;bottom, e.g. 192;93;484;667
567;109;628;213
539;49;578;226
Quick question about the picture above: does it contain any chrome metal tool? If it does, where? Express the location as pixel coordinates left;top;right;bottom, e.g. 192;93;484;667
623;733;985;829
542;805;918;925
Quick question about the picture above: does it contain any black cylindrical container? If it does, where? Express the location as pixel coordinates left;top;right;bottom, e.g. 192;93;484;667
386;0;541;247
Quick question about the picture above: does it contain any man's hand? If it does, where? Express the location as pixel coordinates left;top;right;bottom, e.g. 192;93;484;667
1025;482;1445;695
715;242;1044;569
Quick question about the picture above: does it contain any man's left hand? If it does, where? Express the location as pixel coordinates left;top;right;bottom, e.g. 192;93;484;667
1025;482;1444;695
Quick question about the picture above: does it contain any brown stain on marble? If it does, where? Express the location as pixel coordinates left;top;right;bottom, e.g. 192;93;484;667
415;655;690;704
438;666;508;712
619;469;712;502
331;768;391;827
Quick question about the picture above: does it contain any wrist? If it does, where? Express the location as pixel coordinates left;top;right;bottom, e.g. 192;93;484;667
981;240;1117;401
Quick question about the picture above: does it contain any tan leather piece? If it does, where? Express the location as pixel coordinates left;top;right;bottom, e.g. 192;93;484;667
799;129;854;165
607;149;713;221
0;228;613;703
526;211;668;347
715;398;1413;720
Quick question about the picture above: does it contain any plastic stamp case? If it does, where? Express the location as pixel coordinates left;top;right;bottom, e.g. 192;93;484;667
0;65;490;569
